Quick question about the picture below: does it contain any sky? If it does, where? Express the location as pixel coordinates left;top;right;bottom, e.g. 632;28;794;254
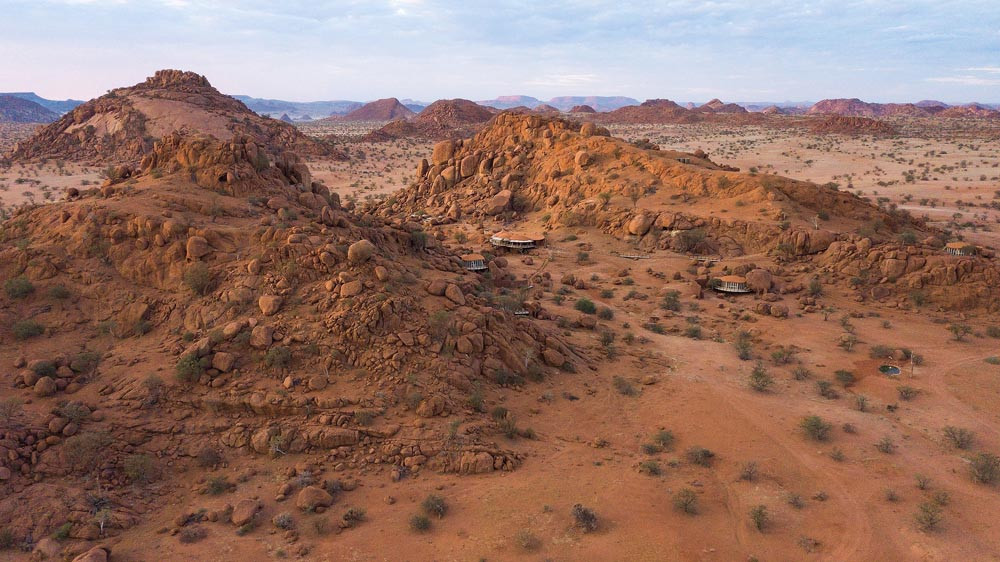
2;0;999;104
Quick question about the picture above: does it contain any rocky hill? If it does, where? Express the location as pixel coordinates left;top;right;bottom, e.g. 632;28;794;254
697;99;748;114
8;70;342;164
0;130;581;553
0;95;59;123
362;99;495;141
808;115;898;136
376;112;1000;311
597;99;703;124
568;105;596;113
807;98;931;117
338;98;415;122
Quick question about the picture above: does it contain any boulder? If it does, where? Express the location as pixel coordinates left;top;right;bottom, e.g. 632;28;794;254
627;213;655;236
250;325;274;349
212;352;237;372
296;486;333;511
745;269;773;293
484;190;512;215
186;236;211;260
231;499;261;526
444;284;466;305
340;280;363;297
459;155;478;178
574;150;592;167
431;140;455;165
542;348;565;367
71;546;111;562
348;240;376;264
34;376;57;397
259;295;283;316
426;279;448;296
415;395;446;418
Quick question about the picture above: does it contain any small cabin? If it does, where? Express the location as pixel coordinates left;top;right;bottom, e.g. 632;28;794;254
944;242;976;257
678;157;691;164
461;253;487;272
489;231;544;251
715;275;751;293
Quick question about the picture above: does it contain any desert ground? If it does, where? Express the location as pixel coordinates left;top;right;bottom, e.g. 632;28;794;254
3;111;1000;562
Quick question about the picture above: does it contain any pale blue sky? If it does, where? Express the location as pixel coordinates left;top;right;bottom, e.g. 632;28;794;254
2;0;998;103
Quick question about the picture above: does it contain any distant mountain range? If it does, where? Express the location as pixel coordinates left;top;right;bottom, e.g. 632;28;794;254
231;95;364;120
0;92;84;114
5;88;998;124
476;95;640;112
0;95;60;123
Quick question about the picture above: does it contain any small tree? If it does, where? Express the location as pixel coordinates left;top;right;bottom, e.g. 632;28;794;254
948;323;972;341
673;489;698;514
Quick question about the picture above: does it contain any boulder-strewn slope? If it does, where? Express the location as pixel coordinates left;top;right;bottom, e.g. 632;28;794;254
0;132;580;546
9;70;342;164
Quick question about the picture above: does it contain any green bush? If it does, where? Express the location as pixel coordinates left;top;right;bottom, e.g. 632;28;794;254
0;527;15;550
943;426;974;450
264;346;292;370
51;522;73;541
800;416;831;441
12;320;44;340
175;354;202;383
182;262;214;296
915;502;942;531
686;446;715;467
970;452;1000;484
409;514;431;532
124;454;156;483
48;285;71;299
574;298;596;314
673;488;698;514
835;369;856;387
748;362;773;392
4;276;34;299
421;495;447;519
749;505;769;532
